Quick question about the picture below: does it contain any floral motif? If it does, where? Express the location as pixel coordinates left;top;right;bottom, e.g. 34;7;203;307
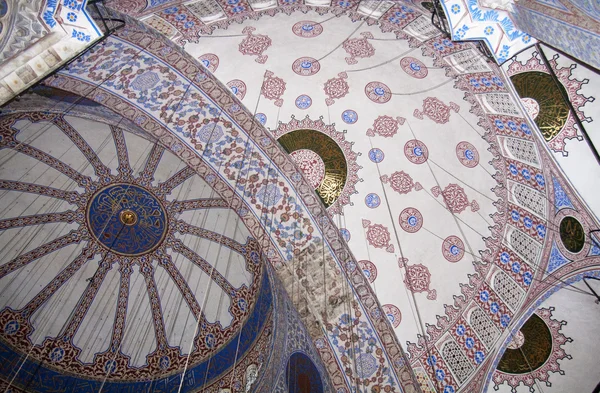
363;219;394;253
342;110;358;124
400;57;428;79
261;71;286;107
381;171;422;194
442;236;465;262
292;57;321;76
323;72;350;106
403;263;436;300
343;32;375;64
292;20;323;37
366;115;405;138
413;97;460;124
238;26;271;64
404;139;429;164
289;149;325;188
295;94;312;109
520;97;540;119
455;141;479;168
432;184;478;213
365;81;392;104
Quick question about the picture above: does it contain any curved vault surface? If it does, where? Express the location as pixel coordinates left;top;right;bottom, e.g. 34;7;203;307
142;1;500;363
0;111;274;391
1;3;599;392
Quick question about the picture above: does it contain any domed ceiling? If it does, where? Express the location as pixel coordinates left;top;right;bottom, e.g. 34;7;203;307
1;1;599;392
129;0;501;358
0;111;274;391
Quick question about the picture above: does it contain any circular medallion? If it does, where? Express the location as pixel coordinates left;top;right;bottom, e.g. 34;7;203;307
365;193;381;208
292;57;320;76
456;141;479;168
255;113;267;125
365;81;392;104
520;97;540;120
198;53;219;72
342;109;358;124
382;304;402;327
404;139;429;164
369;148;385;163
292;20;323;38
506;331;525;349
400;57;428;79
442;235;465;262
295;94;312;109
497;314;552;374
559;216;585;253
289;149;325;188
399;207;423;233
510;71;569;143
340;228;351;242
226;79;247;99
358;260;377;283
87;184;167;256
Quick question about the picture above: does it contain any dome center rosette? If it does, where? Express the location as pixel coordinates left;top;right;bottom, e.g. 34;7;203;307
87;183;168;256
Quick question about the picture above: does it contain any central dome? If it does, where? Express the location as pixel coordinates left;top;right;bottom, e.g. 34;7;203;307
87;183;167;256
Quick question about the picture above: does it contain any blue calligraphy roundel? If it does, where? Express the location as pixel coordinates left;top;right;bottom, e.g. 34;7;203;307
88;184;167;256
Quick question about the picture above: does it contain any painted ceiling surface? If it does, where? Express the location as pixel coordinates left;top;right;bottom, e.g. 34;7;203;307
438;0;536;64
0;110;278;392
0;2;598;393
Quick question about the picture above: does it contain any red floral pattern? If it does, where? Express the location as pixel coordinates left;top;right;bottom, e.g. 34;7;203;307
403;263;436;300
381;171;416;194
413;97;460;124
432;184;478;213
238;26;272;64
261;71;286;107
363;219;394;253
343;32;375;64
366;115;405;138
323;72;350;106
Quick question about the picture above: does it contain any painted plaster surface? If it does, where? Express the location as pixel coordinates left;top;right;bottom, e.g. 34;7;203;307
0;1;599;392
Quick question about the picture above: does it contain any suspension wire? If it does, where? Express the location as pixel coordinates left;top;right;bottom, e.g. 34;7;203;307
1;79;150;393
454;109;600;248
451;110;600;294
317;5;377;63
410;170;596;299
222;70;278;390
366;135;445;393
181;71;268;393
